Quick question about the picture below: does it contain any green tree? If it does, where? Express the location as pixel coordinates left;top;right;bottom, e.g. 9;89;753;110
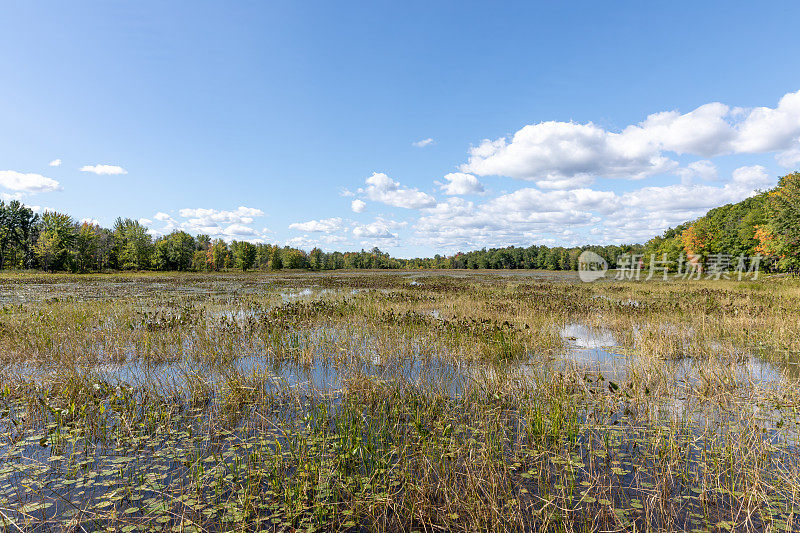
285;249;308;269
35;211;76;271
153;231;195;270
113;218;153;270
75;222;101;272
234;241;257;271
210;239;228;271
270;247;283;270
0;200;39;269
192;250;210;271
309;247;325;270
195;234;211;251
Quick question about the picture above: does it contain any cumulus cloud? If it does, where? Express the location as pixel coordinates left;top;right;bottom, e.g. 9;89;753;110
676;160;718;184
361;172;436;209
776;144;800;168
289;217;343;233
486;188;619;216
351;199;367;213
352;218;405;245
414;166;776;251
353;223;395;239
462;90;800;186
286;234;350;250
49;159;62;167
222;224;258;237
462;121;677;187
144;206;267;241
0;170;61;192
80;164;128;175
412;138;435;148
178;206;264;226
439;172;485;195
733;91;800;153
731;165;771;187
80;218;100;226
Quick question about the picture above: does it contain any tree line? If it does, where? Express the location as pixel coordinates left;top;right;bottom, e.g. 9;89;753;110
0;206;410;272
0;171;796;273
0;202;642;273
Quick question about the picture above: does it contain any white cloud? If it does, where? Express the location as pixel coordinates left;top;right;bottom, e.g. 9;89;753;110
289;217;343;233
144;206;268;242
286;234;350;250
80;164;128;175
0;170;61;192
361;172;436;209
622;102;736;157
353;224;395;239
1;192;24;201
412;138;435;148
462;90;800;185
413;166;777;251
352;218;403;244
222;224;258;237
676;160;718;184
80;218;100;226
462;121;677;186
621;182;748;214
138;218;153;226
178;206;264;226
777;144;800;168
487;188;619;216
439;172;485;195
733;91;800;153
731;165;771;187
351;199;367;213
535;175;596;190
49;159;62;167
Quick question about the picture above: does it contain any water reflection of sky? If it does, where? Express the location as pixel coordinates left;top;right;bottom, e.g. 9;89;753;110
559;322;622;374
558;321;790;387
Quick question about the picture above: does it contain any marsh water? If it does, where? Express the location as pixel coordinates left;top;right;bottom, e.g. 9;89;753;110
0;271;798;531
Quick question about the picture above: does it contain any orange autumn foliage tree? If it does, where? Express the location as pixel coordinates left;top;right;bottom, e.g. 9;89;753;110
754;225;781;258
680;221;713;261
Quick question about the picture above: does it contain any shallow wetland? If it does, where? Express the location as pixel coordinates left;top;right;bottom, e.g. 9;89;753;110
0;270;798;532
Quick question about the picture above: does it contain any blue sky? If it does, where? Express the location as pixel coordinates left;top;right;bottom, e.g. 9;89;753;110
2;1;800;257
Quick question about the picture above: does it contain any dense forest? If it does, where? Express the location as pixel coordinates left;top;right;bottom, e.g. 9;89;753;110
0;172;797;274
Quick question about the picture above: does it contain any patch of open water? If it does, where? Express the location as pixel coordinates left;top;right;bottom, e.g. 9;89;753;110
557;321;789;387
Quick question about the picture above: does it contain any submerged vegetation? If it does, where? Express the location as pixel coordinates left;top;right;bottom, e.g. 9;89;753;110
0;270;798;531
